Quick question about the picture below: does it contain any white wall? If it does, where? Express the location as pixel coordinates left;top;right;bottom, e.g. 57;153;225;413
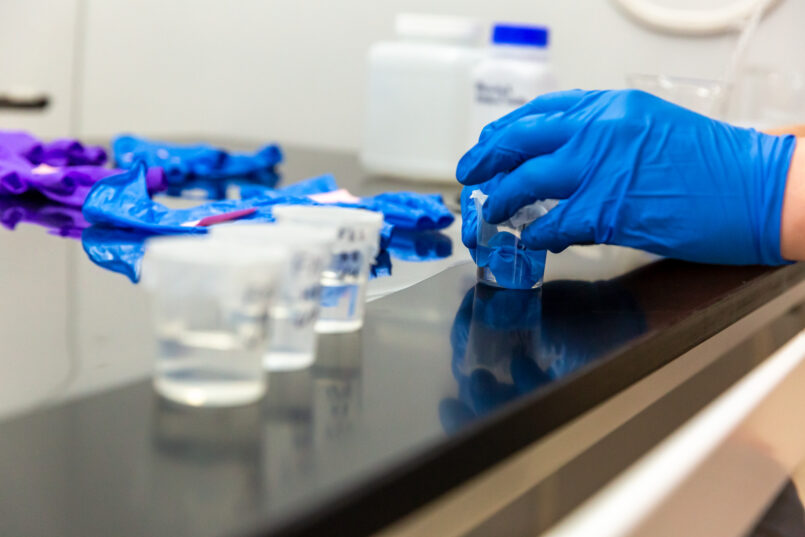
69;0;805;150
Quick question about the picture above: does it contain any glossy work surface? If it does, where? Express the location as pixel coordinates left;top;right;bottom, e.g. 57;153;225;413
1;145;804;537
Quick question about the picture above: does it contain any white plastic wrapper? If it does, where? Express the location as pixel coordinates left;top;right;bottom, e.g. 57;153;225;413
470;189;556;230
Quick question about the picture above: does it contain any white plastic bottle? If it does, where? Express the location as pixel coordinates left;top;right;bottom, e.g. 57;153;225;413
468;24;557;145
361;14;482;182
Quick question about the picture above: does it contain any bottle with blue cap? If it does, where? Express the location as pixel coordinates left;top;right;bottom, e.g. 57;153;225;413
468;23;557;145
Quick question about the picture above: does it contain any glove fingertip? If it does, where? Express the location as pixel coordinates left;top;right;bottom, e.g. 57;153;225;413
478;125;495;143
461;225;477;249
480;203;496;226
456;150;480;184
482;197;509;226
520;220;563;252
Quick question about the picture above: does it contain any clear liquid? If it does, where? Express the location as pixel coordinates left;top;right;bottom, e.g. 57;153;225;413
264;350;316;371
154;328;265;407
264;303;318;370
316;275;367;333
474;196;548;290
475;240;546;290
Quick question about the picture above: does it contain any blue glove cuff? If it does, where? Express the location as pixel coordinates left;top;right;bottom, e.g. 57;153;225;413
757;132;797;265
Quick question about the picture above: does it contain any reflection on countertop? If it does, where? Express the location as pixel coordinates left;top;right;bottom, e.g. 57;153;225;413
443;280;647;431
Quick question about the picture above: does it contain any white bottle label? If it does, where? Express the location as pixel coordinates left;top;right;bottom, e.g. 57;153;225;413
468;60;556;146
474;81;530;108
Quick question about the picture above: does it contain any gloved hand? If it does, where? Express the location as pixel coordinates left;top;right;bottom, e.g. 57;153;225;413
460;184;480;261
456;89;797;265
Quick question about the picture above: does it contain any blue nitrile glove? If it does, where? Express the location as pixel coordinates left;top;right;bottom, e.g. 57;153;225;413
460;185;480;261
112;135;283;186
456;89;798;265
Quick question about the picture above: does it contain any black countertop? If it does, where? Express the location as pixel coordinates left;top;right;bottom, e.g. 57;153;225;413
1;145;804;537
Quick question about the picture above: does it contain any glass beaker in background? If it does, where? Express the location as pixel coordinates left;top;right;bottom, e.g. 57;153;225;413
142;237;286;407
730;66;805;129
211;223;335;371
272;206;384;333
626;73;730;119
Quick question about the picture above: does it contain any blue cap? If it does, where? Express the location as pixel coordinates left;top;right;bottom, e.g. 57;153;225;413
492;24;549;48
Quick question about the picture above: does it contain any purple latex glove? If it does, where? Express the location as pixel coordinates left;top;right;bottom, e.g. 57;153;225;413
0;146;33;196
0;152;165;207
0;130;165;206
38;139;107;166
0;131;42;162
0;169;27;196
26;164;166;206
0;131;108;166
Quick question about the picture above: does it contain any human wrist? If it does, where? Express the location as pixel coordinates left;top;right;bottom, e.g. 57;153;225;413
780;137;805;261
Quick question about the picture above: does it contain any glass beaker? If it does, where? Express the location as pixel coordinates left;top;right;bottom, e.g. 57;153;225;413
142;236;286;406
211;223;335;371
472;190;550;290
271;205;384;332
626;73;729;119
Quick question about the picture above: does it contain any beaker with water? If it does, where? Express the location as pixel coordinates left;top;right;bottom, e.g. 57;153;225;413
272;206;384;333
472;190;552;290
626;74;729;118
211;223;335;371
731;66;805;129
142;236;287;407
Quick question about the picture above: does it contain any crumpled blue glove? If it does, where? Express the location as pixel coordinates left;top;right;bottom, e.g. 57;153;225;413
457;89;797;265
112;135;282;186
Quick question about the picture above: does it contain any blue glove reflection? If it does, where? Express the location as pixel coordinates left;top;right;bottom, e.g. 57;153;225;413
478;231;546;289
81;226;149;283
457;89;797;265
444;286;545;427
440;280;647;433
387;230;452;261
